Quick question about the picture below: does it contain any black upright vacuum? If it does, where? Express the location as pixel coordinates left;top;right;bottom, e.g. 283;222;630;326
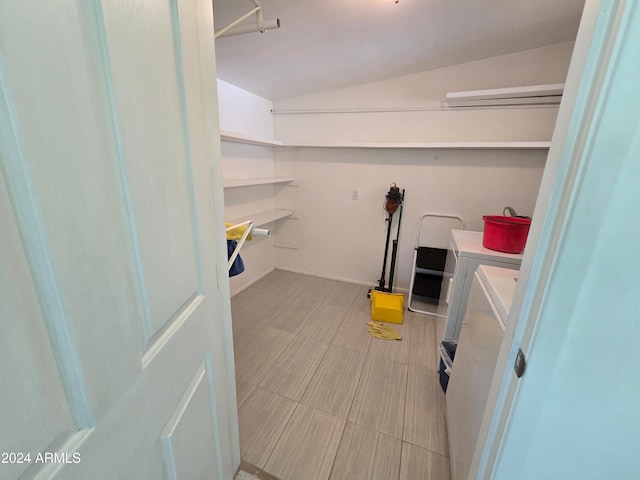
374;183;405;293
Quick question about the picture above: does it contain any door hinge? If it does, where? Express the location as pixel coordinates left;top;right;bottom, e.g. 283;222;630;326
514;348;526;378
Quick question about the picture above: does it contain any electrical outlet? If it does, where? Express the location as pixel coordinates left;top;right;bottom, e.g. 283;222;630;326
352;190;359;200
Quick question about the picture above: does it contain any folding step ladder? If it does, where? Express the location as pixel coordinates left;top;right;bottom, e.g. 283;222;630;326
408;213;464;316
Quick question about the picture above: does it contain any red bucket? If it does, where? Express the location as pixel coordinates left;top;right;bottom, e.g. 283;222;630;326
482;215;531;254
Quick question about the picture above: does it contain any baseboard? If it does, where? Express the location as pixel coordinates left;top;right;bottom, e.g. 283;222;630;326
274;266;373;287
231;266;411;297
274;266;410;295
229;267;276;298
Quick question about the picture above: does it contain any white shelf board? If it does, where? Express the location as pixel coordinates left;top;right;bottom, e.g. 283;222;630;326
223;177;294;188
446;83;565;101
282;141;551;150
220;130;283;147
444;84;564;108
229;209;294;228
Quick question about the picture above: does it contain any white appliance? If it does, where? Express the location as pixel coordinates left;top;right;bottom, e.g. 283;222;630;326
446;265;519;480
439;230;523;343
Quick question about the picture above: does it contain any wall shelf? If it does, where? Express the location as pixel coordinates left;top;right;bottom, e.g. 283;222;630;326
220;130;283;147
282;141;551;149
444;83;565;108
220;130;550;150
223;177;294;188
220;131;551;149
229;209;294;228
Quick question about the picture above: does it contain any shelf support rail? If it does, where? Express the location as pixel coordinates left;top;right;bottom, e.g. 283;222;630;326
225;220;270;271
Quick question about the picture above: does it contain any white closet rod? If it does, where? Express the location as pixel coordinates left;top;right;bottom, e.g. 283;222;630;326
226;220;270;271
214;0;280;39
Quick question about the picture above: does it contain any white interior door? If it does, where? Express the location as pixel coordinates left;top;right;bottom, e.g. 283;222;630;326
0;1;238;479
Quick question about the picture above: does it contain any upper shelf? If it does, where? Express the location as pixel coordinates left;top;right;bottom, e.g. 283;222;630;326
282;141;551;149
444;83;565;108
223;177;294;188
220;130;283;147
220;130;550;150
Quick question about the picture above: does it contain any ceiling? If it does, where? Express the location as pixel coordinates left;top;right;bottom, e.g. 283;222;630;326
211;0;585;101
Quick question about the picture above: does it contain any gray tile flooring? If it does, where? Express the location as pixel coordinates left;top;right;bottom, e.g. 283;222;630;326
232;270;451;480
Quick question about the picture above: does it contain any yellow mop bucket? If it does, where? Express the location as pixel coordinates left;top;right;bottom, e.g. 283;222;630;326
370;290;405;324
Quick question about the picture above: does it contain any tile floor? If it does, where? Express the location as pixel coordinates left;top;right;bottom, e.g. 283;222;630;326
231;270;451;480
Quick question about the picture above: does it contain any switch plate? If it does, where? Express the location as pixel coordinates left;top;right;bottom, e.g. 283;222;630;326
352;190;359;200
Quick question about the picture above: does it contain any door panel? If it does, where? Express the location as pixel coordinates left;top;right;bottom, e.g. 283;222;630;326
161;358;221;480
101;0;202;337
0;0;143;416
0;169;75;480
0;0;236;478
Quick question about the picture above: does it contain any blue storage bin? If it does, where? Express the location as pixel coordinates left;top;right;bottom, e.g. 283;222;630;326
439;341;457;393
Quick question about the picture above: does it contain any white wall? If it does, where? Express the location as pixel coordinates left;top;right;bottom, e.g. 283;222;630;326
217;80;278;295
274;148;545;290
271;44;573;289
217;80;274;138
274;43;574;144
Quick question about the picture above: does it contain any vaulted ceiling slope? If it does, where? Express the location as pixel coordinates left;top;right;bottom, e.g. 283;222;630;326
212;0;585;101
